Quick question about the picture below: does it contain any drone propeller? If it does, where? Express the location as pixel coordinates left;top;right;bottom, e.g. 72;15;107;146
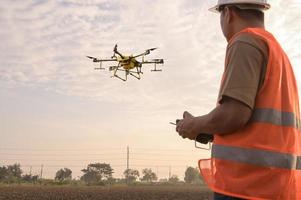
145;47;157;55
133;47;158;58
87;56;96;59
147;47;157;51
112;43;125;59
86;56;99;62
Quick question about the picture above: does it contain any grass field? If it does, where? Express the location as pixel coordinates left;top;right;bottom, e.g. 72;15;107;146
0;185;212;200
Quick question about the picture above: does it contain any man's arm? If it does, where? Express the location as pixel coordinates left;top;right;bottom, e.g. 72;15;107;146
176;96;252;140
176;34;268;140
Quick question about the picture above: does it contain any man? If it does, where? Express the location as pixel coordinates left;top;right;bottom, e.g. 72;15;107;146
176;0;301;199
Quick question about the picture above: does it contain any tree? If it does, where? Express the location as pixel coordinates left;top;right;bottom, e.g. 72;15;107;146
123;169;139;183
0;164;23;183
55;168;72;182
105;176;116;185
81;163;113;184
184;166;202;184
22;174;39;183
7;163;22;178
0;166;8;181
169;175;179;183
141;168;157;182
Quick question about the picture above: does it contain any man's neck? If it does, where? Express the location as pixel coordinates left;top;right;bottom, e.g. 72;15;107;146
228;21;265;42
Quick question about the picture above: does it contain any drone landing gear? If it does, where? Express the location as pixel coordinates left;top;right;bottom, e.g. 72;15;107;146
110;65;127;81
113;70;127;81
94;62;105;70
129;67;142;80
114;74;127;81
151;63;162;72
110;66;143;81
129;73;140;80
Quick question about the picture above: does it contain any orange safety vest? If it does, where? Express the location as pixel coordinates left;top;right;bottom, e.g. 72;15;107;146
198;28;301;200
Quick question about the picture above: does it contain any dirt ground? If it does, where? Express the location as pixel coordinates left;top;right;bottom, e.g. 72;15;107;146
0;185;212;200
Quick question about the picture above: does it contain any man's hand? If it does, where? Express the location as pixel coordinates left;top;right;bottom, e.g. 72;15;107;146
175;96;252;139
176;111;199;140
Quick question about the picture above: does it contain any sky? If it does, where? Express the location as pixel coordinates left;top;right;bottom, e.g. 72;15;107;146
0;0;301;180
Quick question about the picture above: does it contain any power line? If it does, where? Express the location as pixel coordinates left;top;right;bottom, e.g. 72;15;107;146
0;158;127;161
0;151;202;157
0;147;125;151
15;164;189;168
0;158;197;163
0;153;128;156
19;164;126;168
131;153;201;156
132;147;199;151
0;147;200;152
0;153;201;158
0;146;201;180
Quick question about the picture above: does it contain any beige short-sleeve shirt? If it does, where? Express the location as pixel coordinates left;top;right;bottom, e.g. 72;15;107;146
218;32;268;109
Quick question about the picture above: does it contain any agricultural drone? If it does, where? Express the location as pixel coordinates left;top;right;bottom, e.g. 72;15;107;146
87;44;164;81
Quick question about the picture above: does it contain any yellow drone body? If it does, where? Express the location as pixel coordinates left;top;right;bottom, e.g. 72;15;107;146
117;56;138;70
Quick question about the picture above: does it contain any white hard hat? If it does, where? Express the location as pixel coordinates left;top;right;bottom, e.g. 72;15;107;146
209;0;271;13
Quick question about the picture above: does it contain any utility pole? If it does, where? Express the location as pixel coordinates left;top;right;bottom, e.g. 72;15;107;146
126;146;129;184
29;166;32;176
127;146;129;171
40;164;43;179
169;165;171;180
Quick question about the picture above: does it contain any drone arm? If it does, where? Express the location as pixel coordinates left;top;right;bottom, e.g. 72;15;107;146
133;49;154;58
87;56;117;62
133;52;148;58
93;59;118;63
99;59;118;62
142;59;164;64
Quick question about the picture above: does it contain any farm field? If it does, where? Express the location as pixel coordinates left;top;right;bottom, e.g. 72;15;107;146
0;185;212;200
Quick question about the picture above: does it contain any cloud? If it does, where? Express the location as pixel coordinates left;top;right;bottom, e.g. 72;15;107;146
0;0;300;116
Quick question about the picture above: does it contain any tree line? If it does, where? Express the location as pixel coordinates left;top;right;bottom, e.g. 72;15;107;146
0;163;203;186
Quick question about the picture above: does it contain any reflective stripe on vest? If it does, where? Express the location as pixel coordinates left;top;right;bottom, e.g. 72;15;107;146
251;108;301;130
297;156;301;169
212;144;301;170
